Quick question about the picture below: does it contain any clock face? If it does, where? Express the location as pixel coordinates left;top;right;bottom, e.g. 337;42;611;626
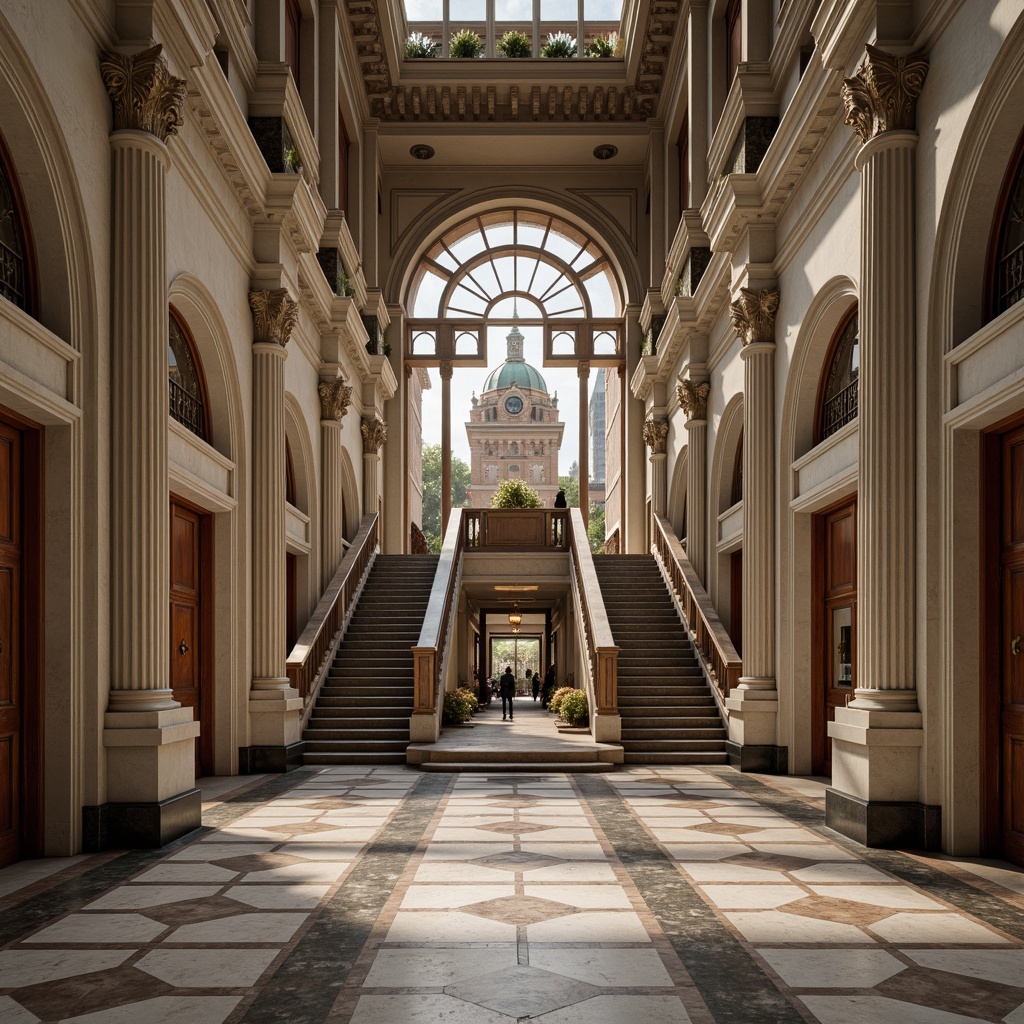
504;395;524;415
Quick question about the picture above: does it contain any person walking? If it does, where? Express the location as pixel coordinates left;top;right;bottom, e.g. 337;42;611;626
499;665;516;721
531;670;540;701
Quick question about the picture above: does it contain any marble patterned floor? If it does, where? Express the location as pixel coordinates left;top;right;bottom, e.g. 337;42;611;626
2;767;1024;1024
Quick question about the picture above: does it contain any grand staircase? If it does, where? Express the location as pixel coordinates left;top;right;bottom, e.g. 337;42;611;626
303;554;437;765
594;555;728;765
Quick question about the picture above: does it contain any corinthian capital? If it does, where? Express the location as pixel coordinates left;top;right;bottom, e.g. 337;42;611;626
677;379;711;421
318;377;352;422
730;288;779;346
841;44;929;143
642;417;669;454
99;44;186;141
249;289;298;346
361;417;387;454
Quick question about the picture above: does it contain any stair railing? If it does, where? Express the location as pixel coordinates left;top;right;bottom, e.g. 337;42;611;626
286;513;378;714
411;508;465;743
568;508;620;742
652;514;741;701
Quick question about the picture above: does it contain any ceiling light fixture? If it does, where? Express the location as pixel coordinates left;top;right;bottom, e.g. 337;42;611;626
410;144;435;160
508;603;523;628
593;144;618;160
493;584;539;592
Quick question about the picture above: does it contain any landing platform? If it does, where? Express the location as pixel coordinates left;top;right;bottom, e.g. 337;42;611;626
406;692;623;770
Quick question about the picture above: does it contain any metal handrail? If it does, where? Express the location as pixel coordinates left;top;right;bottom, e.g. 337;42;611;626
286;513;378;702
652;513;742;701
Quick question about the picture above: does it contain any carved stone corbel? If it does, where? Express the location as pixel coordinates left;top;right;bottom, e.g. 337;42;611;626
361;418;387;454
677;379;711;421
642;417;669;454
729;288;780;346
249;289;298;346
99;44;186;141
841;44;929;143
318;377;352;422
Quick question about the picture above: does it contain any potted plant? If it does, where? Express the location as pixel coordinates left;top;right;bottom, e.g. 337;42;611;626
406;32;441;57
449;29;484;58
497;30;532;57
541;32;577;58
558;689;589;726
586;33;617;57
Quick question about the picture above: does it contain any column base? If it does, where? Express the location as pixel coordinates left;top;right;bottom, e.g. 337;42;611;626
409;711;440;743
825;788;941;850
593;711;621;744
82;788;201;851
725;740;788;773
238;741;306;774
725;686;779;747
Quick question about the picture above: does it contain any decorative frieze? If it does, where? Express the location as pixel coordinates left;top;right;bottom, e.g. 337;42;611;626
249;289;298;346
729;288;780;346
841;45;929;143
361;417;388;453
318;377;353;421
642;417;669;454
99;44;186;141
677;379;710;421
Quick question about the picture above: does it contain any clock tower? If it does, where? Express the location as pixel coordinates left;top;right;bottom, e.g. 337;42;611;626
466;322;564;507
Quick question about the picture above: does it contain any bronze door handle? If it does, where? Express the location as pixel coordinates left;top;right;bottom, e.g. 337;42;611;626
1013;635;1022;657
178;639;189;656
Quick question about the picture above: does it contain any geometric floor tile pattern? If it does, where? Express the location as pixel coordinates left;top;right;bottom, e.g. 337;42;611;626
1;766;1023;1023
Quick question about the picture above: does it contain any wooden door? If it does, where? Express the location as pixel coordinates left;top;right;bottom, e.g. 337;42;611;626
813;498;857;776
1001;426;1024;865
0;423;21;867
170;500;212;777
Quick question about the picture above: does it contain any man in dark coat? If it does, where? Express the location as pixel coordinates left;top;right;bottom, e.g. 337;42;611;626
531;669;540;701
499;665;516;721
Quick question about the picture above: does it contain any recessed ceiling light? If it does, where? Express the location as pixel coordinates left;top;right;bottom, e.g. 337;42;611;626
493;585;539;591
410;144;435;160
593;144;618;160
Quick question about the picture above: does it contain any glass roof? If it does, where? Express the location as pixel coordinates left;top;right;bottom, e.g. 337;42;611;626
403;0;624;59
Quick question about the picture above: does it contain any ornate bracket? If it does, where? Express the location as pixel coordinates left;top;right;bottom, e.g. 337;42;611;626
729;288;780;346
249;289;298;346
361;417;388;454
642;417;669;454
841;44;929;143
99;44;186;141
318;377;352;422
677;379;711;421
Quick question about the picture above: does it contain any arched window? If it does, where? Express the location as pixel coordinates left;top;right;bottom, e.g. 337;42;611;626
168;310;208;441
818;308;859;441
990;138;1024;318
0;130;36;315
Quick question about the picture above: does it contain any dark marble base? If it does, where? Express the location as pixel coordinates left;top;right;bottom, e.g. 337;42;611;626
82;788;202;851
238;741;305;774
825;787;941;850
725;741;788;774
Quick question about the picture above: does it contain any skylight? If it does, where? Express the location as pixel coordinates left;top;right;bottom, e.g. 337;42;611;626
403;0;623;59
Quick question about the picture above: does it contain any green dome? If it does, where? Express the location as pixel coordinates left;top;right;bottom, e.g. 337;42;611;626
482;359;548;394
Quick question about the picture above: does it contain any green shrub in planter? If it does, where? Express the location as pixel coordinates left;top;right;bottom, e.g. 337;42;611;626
443;690;473;724
406;32;441;57
541;32;577;58
559;689;589;726
586;33;616;57
449;29;484;57
491;479;542;508
497;30;532;57
548;686;575;716
456;686;479;713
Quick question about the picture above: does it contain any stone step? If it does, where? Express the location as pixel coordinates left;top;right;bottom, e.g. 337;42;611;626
621;727;727;741
304;738;410;753
303;728;410;741
407;747;612;765
304;752;408;765
314;696;415;709
306;717;410;730
318;685;412;697
309;706;410;720
621;751;729;765
621;738;726;752
416;762;616;774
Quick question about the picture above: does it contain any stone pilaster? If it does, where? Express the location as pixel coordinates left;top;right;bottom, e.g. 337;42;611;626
243;289;303;774
724;288;785;772
319;375;352;590
827;46;935;848
92;45;200;849
642;417;668;518
362;417;387;516
678;378;710;582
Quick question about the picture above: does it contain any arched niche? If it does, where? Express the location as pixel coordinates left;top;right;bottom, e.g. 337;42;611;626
668;443;688;541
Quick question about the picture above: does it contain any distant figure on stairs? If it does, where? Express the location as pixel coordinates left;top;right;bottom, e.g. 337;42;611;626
500;666;516;721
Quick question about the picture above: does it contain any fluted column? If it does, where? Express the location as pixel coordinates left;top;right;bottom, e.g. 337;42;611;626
827;46;931;843
678;378;710;581
578;361;590;524
643;417;668;519
96;46;200;836
440;360;452;531
319;375;352;590
362;418;387;516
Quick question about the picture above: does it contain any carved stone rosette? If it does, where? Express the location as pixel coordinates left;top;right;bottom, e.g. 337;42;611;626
841;44;929;144
677;379;711;421
361;418;387;454
99;44;186;141
249;289;298;346
730;288;780;346
642;417;669;454
318;377;352;422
